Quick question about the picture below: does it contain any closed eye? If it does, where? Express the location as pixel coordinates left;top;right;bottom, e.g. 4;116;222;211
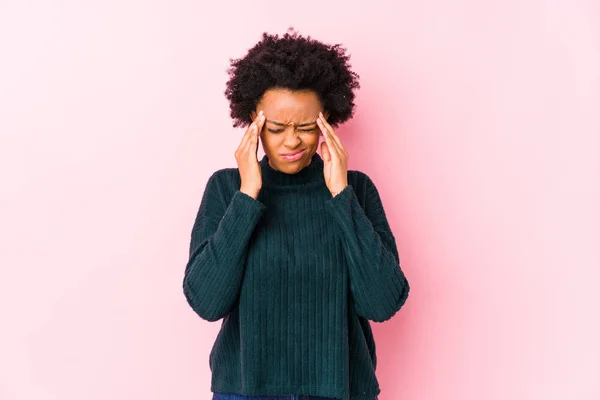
267;128;316;134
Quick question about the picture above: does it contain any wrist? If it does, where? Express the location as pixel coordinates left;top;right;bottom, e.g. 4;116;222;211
240;186;260;200
330;185;348;197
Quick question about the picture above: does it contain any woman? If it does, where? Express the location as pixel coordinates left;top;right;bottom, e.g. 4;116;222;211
183;29;410;400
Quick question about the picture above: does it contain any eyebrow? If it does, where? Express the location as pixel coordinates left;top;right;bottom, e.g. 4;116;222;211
266;119;317;127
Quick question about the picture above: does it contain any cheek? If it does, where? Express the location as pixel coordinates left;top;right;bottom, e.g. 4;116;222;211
259;133;279;152
302;132;321;146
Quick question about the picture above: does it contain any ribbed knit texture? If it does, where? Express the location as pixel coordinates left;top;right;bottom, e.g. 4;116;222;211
183;152;410;400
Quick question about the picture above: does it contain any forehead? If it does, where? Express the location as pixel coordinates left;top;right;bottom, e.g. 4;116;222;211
258;89;321;123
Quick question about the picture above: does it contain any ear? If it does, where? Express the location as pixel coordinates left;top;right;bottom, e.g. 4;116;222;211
249;111;257;121
323;110;331;120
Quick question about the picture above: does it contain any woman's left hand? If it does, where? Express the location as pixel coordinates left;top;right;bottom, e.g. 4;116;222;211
318;112;348;197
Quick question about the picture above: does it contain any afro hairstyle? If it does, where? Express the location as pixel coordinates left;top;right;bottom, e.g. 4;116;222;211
224;28;360;128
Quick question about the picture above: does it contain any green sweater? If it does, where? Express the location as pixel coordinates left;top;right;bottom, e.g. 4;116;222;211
183;152;409;400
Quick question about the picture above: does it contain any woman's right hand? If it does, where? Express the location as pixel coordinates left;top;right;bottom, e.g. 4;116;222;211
235;110;265;199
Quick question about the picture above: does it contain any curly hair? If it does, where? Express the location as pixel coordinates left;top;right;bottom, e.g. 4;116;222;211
224;28;360;128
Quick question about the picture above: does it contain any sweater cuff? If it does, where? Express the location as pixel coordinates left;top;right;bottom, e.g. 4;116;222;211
325;185;373;241
326;184;356;208
223;190;267;228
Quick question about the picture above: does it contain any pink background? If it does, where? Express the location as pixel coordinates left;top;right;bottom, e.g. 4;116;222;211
1;1;599;399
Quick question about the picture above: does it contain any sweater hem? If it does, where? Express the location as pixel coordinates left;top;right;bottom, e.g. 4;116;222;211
211;383;380;400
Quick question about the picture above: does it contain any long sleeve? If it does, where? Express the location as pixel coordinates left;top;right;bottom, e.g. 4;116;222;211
183;170;266;321
325;173;410;322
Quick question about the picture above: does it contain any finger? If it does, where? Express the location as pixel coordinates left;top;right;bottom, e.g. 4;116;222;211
250;125;261;161
239;111;264;152
238;122;257;152
321;141;331;162
244;126;260;159
319;112;345;153
317;117;341;160
255;110;266;134
319;114;345;156
250;112;265;156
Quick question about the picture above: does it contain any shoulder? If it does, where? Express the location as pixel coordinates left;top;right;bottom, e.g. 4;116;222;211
347;169;381;204
348;169;378;191
202;167;242;202
206;167;240;186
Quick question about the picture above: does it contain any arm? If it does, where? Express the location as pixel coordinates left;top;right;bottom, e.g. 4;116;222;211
325;174;409;322
183;171;266;321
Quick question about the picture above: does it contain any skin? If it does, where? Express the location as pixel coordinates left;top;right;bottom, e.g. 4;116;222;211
236;88;348;199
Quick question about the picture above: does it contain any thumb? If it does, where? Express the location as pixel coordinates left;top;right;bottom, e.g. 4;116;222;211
321;141;331;162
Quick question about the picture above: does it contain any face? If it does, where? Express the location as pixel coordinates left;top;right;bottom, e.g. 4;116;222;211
250;88;328;174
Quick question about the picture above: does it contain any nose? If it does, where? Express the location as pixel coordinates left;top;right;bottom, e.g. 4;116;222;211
283;127;302;148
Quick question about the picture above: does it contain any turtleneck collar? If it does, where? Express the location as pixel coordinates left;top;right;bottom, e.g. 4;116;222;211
260;152;325;187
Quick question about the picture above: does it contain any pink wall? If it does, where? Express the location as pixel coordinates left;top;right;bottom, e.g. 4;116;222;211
1;1;599;399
